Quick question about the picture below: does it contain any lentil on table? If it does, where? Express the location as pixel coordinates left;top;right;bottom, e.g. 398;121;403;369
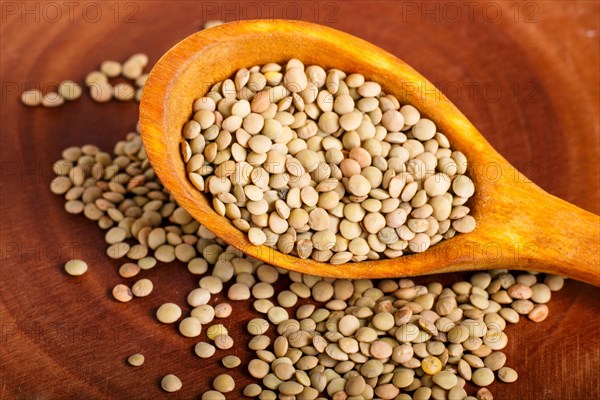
45;42;565;400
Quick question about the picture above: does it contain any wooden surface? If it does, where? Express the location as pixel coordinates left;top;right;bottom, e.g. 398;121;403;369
1;1;599;399
140;19;599;283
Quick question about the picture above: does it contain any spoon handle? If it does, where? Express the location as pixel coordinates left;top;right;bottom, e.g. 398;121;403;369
529;193;599;285
492;177;600;286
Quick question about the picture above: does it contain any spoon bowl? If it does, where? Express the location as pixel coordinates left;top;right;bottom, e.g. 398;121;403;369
140;20;599;285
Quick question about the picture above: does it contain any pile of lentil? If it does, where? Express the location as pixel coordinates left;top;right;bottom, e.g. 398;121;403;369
182;60;476;264
51;125;563;399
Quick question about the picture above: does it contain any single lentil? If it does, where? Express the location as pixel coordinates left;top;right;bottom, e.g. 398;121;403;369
58;81;82;101
21;89;43;106
112;284;133;302
161;374;182;392
131;278;153;297
64;259;88;276
213;374;235;393
195;342;216;358
127;353;144;366
156;303;182;323
179;317;202;337
222;355;241;368
498;367;518;383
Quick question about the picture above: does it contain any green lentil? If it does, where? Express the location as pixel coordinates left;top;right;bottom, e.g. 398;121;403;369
127;353;144;366
213;374;235;393
497;366;518;383
112;284;132;302
222;355;241;368
472;367;495;387
21;89;43;106
179;317;202;337
131;278;153;297
156;303;182;323
64;259;88;276
58;80;82;101
194;342;216;359
161;374;182;392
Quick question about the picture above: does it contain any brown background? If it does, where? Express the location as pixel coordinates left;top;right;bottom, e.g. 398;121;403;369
1;1;599;399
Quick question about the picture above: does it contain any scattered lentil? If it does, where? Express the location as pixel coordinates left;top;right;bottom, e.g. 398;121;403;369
113;83;135;101
100;60;122;77
156;303;182;323
195;342;216;359
214;303;232;318
127;353;144;366
204;20;224;29
214;334;234;349
42;92;64;107
179;317;202;337
85;71;108;86
119;263;140;278
90;82;113;103
112;284;133;302
528;304;549;322
161;374;182;392
498;367;518;383
47;97;565;400
58;80;82;101
207;324;228;340
131;278;153;297
213;374;235;393
64;259;88;276
201;391;225;400
222;355;241;368
477;388;494;400
472;367;495;387
21;89;43;106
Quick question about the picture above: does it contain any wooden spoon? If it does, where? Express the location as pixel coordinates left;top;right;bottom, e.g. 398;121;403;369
139;20;600;285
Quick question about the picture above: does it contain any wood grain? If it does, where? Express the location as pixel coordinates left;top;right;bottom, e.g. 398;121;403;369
140;19;599;283
1;1;599;399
